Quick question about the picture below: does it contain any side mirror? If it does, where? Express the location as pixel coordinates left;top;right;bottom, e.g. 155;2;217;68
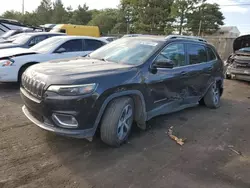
153;58;174;69
56;47;66;53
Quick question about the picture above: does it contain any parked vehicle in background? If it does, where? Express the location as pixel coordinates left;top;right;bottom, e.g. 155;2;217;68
101;37;118;42
0;36;108;83
50;24;100;37
225;34;250;81
40;24;57;32
0;18;35;36
20;35;224;147
122;34;143;38
0;32;65;50
0;28;35;41
0;33;26;44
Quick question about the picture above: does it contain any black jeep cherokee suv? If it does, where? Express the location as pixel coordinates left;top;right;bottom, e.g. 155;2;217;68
21;35;224;147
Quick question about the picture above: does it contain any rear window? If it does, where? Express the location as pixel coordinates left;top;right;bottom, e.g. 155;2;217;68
56;39;83;52
84;39;104;51
187;44;207;64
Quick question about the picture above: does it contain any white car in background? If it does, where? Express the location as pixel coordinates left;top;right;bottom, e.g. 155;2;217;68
0;36;108;82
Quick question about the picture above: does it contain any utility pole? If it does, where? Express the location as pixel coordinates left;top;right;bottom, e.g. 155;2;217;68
22;0;24;14
198;20;202;36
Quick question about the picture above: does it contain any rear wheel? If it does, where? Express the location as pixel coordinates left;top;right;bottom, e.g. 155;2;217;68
100;97;134;147
204;83;221;109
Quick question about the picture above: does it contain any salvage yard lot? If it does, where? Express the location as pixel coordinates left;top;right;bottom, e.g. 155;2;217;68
1;80;250;188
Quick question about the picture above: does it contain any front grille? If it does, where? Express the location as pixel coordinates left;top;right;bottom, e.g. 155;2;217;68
22;74;45;98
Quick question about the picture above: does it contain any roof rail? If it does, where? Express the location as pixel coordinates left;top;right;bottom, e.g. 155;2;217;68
166;35;207;43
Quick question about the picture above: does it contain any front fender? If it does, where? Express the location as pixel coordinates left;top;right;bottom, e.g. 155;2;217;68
93;90;147;132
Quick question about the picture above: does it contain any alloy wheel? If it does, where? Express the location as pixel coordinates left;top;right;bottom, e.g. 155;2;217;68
117;104;133;140
212;84;220;105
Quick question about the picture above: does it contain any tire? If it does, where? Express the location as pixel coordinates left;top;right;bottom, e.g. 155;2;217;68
18;66;29;84
100;97;134;147
224;67;232;79
204;82;221;109
199;98;205;106
225;72;231;79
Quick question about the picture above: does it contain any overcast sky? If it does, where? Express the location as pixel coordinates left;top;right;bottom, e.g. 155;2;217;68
0;0;250;35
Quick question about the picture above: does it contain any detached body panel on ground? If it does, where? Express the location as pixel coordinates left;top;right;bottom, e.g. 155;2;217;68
20;36;224;146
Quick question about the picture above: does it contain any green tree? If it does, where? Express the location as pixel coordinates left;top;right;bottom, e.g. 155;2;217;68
69;4;92;24
1;10;23;21
51;0;68;23
186;3;224;36
21;12;40;26
36;0;53;24
89;9;101;19
120;0;173;34
171;0;206;34
111;8;127;34
88;9;118;34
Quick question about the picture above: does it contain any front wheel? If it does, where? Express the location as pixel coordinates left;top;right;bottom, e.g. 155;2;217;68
204;83;221;109
100;97;134;147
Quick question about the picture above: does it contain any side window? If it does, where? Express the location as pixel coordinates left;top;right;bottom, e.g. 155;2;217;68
84;39;104;51
56;39;83;52
60;29;66;33
207;47;217;61
29;35;47;46
156;43;185;67
187;44;207;64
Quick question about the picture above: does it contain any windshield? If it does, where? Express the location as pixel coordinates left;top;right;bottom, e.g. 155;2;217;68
89;38;162;65
12;35;31;44
1;30;17;39
30;37;63;53
239;47;250;52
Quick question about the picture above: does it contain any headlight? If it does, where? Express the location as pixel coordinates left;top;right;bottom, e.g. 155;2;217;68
0;59;15;67
47;83;97;96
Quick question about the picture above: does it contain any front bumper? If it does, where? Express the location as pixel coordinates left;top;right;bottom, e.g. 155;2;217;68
227;67;250;81
22;106;95;138
20;87;100;139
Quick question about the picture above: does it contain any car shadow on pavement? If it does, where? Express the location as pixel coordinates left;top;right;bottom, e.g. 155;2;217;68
44;97;250;187
0;82;19;90
0;83;20;96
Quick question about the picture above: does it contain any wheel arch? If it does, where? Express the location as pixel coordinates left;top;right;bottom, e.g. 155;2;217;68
18;61;39;81
94;90;147;133
202;77;224;99
216;78;224;96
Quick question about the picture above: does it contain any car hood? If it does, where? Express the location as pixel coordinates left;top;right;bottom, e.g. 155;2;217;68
233;35;250;52
0;47;37;59
32;58;134;76
0;43;20;49
25;58;135;86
